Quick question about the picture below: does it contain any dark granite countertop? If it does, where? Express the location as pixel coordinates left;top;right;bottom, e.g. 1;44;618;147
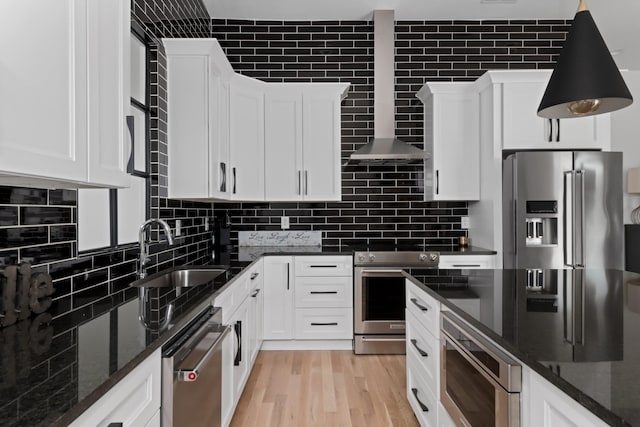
405;268;640;427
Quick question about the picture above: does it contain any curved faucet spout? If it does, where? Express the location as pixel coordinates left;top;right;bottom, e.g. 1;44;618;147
138;218;175;278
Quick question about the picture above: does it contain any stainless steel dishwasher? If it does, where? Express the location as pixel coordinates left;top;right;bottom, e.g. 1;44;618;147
162;305;231;427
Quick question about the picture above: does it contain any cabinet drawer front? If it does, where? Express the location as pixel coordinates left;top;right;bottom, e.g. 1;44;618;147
406;358;438;427
294;276;353;308
406;280;440;339
294;308;353;339
438;255;495;269
406;310;439;396
295;256;353;277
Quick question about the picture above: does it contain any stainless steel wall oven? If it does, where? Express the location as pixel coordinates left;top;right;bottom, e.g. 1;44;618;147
353;251;439;354
440;311;521;427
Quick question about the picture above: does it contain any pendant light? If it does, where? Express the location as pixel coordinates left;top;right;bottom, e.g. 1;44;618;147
537;0;633;118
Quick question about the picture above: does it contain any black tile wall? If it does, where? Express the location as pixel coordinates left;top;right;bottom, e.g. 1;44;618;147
210;18;569;248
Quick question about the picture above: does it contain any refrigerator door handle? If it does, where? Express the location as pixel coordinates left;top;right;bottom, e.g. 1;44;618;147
563;171;575;267
574;170;585;267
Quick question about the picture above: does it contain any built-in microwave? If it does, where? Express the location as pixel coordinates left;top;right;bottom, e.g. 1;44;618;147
440;311;522;427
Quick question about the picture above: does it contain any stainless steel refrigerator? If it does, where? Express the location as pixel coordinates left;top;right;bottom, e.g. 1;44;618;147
503;151;623;271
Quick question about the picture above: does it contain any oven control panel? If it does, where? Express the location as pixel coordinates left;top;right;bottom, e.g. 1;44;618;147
354;251;440;267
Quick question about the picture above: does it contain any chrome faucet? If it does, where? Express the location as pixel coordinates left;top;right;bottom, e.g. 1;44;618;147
138;218;175;278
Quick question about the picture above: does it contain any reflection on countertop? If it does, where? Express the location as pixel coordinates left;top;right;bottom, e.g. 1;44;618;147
405;268;640;427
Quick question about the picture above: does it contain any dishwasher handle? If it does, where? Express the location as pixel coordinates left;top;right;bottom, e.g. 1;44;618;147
176;324;232;382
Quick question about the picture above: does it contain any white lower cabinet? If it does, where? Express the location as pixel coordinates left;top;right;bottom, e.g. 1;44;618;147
524;367;608;427
213;259;264;427
70;349;161;427
263;256;295;340
406;279;441;427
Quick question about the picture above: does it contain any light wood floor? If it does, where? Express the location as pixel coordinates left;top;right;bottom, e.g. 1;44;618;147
230;350;419;427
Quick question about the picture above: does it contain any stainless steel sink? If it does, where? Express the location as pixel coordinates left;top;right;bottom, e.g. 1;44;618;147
131;266;227;288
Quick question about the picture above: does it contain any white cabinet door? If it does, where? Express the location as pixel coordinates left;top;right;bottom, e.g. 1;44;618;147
230;75;265;201
86;0;130;187
165;39;234;200
0;0;130;189
302;87;344;201
501;77;610;151
264;87;303;201
525;367;609;427
263;256;294;340
69;349;161;427
230;296;251;401
248;260;264;363
417;83;479;201
0;1;87;185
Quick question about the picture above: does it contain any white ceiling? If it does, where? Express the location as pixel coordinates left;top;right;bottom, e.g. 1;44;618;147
203;0;639;70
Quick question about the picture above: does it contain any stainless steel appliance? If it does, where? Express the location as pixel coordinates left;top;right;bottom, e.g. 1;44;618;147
440;311;521;427
503;151;623;271
162;306;231;427
354;250;439;354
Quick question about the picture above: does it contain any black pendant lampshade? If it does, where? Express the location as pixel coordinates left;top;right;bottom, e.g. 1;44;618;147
537;1;633;118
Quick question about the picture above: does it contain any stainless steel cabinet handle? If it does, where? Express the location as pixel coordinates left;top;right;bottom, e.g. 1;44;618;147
310;291;338;294
304;170;308;195
176;324;232;381
410;339;428;357
435;170;439;195
410;298;429;312
411;388;429;412
311;322;338;326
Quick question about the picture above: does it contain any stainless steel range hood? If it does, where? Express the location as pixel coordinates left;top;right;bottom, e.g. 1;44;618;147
348;10;427;165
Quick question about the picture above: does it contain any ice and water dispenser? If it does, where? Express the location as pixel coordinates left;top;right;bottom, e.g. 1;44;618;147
524;201;558;247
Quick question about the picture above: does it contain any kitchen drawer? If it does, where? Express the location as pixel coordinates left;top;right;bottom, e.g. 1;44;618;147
406;280;440;339
407;354;438;427
294;276;353;308
214;269;252;323
294;308;353;339
294;255;353;277
406;309;439;397
438;254;495;269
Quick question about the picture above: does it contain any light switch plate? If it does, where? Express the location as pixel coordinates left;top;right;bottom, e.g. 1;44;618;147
461;216;470;229
175;219;182;236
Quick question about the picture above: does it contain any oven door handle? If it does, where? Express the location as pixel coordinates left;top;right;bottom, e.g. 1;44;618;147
361;269;404;276
176;324;232;382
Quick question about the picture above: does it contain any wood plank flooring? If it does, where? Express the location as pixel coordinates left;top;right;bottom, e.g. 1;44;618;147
230;350;419;427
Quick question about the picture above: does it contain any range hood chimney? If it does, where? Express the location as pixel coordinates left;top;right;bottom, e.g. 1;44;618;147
348;10;427;165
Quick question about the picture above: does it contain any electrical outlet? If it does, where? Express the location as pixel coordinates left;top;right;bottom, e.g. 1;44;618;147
175;219;182;237
460;216;470;229
204;218;209;231
280;216;290;230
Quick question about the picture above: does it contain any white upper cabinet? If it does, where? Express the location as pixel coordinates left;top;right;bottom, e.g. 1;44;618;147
229;75;265;201
264;84;349;201
0;0;131;189
478;70;611;151
417;82;479;201
165;38;234;200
